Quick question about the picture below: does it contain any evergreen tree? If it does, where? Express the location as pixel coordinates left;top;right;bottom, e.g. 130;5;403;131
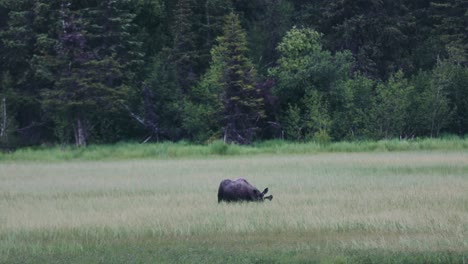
194;0;233;69
249;0;294;73
39;0;143;146
80;0;144;143
182;58;223;142
1;0;468;145
404;0;440;73
143;50;185;141
190;12;265;144
0;0;56;145
218;13;265;144
83;0;143;87
431;0;468;65
40;1;91;146
172;0;198;93
319;0;414;79
133;0;168;59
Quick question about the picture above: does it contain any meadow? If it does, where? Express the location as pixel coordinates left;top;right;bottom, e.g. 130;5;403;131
0;146;467;263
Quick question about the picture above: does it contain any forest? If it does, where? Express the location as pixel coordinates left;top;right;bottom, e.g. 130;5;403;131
0;0;467;148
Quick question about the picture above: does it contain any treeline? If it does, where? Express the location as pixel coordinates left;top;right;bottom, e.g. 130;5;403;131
0;0;467;147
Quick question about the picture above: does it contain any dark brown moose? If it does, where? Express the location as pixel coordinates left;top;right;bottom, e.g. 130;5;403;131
218;178;273;203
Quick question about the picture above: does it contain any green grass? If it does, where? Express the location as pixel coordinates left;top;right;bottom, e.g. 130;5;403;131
1;137;468;161
1;151;467;263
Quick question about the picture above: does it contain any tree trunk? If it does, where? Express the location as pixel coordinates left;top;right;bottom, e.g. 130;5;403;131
0;97;6;143
74;118;87;147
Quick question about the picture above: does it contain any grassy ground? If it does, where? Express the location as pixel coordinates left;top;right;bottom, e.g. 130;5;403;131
1;137;468;161
1;151;467;263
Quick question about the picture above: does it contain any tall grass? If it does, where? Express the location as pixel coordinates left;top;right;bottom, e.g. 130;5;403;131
1;137;467;161
1;152;467;263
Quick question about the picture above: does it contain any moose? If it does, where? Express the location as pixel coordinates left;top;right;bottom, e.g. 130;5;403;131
218;178;273;203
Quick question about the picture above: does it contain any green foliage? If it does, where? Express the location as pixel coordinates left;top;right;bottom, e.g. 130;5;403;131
319;0;415;79
191;12;265;144
281;104;302;140
370;71;414;139
332;74;375;140
270;27;352;142
1;137;467;161
431;0;468;65
182;100;219;143
248;0;294;73
196;0;234;45
410;66;452;138
143;50;184;140
270;27;324;104
0;0;467;146
434;58;468;135
37;0;144;146
277;88;335;144
181;41;225;143
270;26;353;104
172;0;199;92
133;0;168;59
219;13;265;144
302;89;332;142
0;0;50;146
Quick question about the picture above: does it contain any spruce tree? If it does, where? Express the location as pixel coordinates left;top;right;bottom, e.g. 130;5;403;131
249;0;294;73
431;0;468;65
320;0;414;79
172;0;198;93
190;12;265;144
195;0;233;68
40;0;143;146
143;50;185;141
40;1;91;146
217;13;265;144
0;0;58;145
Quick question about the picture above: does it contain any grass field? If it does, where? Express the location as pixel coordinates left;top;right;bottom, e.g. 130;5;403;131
2;137;468;161
1;151;467;263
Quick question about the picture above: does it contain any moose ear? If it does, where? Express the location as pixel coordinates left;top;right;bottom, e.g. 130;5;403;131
262;188;268;194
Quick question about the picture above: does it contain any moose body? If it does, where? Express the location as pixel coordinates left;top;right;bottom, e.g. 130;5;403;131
218;178;273;203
